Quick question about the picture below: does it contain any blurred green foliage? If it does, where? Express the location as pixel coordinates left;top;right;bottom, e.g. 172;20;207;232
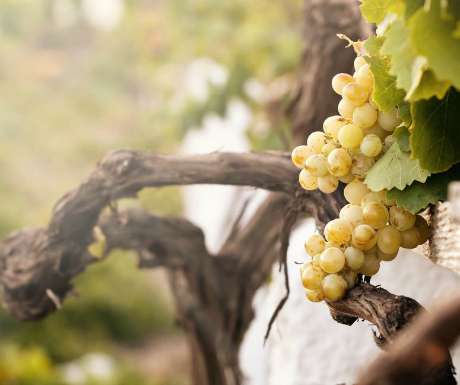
0;0;302;384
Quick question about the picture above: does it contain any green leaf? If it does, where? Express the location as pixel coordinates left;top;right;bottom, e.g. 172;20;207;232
408;70;450;100
365;55;405;112
364;36;385;56
381;20;450;101
404;0;424;19
411;88;460;172
365;142;430;191
398;102;412;125
393;126;410;152
360;0;399;23
387;164;460;213
410;0;460;89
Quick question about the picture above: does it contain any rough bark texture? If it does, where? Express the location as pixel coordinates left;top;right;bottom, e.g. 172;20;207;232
0;1;457;385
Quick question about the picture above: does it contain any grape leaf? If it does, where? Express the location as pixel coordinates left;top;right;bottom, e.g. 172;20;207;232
360;0;399;23
393;126;410;152
410;0;460;89
398;102;412;125
411;88;460;172
404;0;424;19
381;20;450;101
387;164;460;213
364;36;384;56
365;55;405;112
365;142;430;191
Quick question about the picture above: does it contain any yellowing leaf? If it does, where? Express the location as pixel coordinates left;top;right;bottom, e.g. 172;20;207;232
365;142;430;191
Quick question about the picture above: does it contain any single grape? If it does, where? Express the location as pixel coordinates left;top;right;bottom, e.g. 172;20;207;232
321;274;347;301
354;56;367;71
299;169;318;190
338;98;355;120
389;206;416;232
344;246;365;271
319;247;346;274
414;215;430;244
344;180;370;205
354;63;374;91
332;73;354;95
305;233;326;256
377;248;398;261
352;103;378;129
366;123;389;141
305;288;325;302
378;108;401;132
317;175;339;193
323;115;348;141
342;83;369;106
321;141;337;156
361;191;386;206
341;269;358;288
360;134;382;157
302;263;326;290
351;154;375;178
305;154;329;177
324;218;352;245
339;204;363;228
291;145;313;169
352;224;377;250
377;225;401;254
362;201;389;229
400;227;421;249
338;123;363;149
359;254;380;276
327;148;352;177
307;131;327;153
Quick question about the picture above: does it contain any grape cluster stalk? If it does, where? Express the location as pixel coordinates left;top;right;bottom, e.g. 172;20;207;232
291;54;430;303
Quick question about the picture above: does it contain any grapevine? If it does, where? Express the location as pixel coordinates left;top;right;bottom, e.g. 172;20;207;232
292;49;430;303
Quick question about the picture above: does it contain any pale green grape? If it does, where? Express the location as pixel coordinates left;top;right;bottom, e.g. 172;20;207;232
415;215;430;244
307;131;327;153
352;103;378;129
361;191;386;206
291;145;313;169
324;218;352;245
338;123;363;149
400;227;420;249
338;98;355;120
377;225;401;254
332;73;354;95
351;154;375;178
359;254;380;276
342;83;369;106
319;247;346;273
354;63;374;91
321;142;337;157
299;169;318;190
305;154;329;177
323;115;347;141
339;204;363;228
360;134;382;157
317;175;339;193
366;123;389;140
344;180;370;205
362;201;389;229
305;288;325;302
321;274;347;301
377;248;398;261
378;108;401;132
354;56;368;71
352;224;377;250
305;233;326;256
389;206;416;231
344;246;365;271
327;148;352;177
302;264;326;290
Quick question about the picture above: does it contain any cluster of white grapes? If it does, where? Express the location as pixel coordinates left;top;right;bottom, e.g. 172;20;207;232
291;55;430;303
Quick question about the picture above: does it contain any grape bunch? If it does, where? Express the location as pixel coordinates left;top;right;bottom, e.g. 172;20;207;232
291;54;430;303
